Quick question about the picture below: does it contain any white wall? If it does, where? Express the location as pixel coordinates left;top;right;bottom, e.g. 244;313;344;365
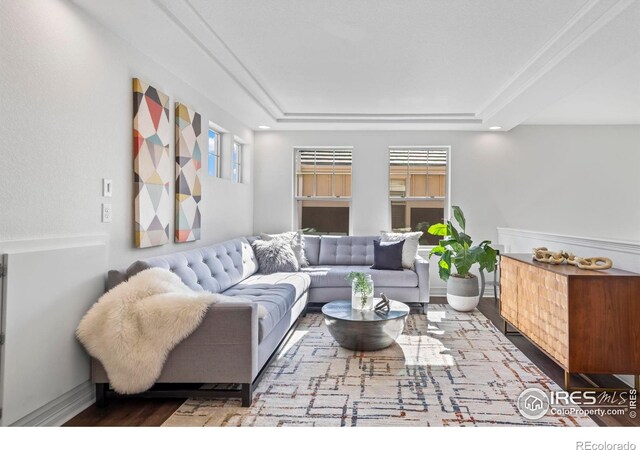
0;0;254;425
254;126;640;242
0;0;254;267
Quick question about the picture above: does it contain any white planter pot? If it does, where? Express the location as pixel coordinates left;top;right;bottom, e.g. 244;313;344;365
446;275;480;312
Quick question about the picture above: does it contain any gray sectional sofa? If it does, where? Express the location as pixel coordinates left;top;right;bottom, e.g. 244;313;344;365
93;234;429;406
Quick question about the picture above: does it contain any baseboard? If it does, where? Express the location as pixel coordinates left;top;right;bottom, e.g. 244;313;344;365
8;381;95;427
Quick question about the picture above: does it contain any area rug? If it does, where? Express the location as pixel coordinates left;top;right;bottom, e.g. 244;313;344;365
162;305;596;427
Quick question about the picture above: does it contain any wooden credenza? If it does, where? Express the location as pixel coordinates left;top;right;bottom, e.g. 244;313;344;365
500;254;640;390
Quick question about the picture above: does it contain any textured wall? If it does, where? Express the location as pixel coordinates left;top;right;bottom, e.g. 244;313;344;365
0;0;254;267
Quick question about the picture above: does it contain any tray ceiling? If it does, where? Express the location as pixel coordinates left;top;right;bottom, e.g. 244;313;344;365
72;0;640;130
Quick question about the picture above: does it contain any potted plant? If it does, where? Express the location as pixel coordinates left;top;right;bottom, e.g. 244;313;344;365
347;272;374;311
428;206;497;312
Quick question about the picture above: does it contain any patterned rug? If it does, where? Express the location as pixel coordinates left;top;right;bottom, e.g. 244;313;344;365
162;305;595;427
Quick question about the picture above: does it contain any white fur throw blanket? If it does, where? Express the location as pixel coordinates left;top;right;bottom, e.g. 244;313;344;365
76;267;264;394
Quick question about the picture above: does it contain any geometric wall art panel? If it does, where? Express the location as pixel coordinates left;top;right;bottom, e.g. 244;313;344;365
133;78;171;248
175;102;202;243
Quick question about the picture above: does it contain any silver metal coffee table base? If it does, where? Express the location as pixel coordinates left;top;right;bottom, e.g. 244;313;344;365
321;300;410;351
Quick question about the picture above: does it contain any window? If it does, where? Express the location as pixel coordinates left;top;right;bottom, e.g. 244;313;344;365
208;128;221;177
295;148;352;235
232;141;243;183
389;147;449;245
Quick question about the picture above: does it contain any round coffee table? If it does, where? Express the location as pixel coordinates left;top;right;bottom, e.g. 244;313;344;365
321;299;410;351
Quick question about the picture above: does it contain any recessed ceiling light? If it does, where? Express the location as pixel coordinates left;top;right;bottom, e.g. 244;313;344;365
489;126;502;130
258;125;271;130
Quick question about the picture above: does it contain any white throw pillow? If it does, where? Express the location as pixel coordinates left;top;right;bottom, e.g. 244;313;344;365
260;231;309;267
380;231;422;269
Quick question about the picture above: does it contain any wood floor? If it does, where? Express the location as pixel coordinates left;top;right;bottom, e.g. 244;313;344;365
64;297;638;427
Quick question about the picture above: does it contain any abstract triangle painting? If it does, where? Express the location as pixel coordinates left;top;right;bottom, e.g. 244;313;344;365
175;102;202;243
133;78;171;248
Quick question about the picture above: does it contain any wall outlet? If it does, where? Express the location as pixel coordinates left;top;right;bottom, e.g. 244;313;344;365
102;203;112;223
102;178;112;197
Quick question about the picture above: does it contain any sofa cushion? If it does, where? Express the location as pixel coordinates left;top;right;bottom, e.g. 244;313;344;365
301;265;418;288
237;272;310;301
303;235;321;265
318;236;377;265
126;238;258;293
223;272;310;341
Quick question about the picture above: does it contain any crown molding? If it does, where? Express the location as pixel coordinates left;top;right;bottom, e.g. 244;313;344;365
479;0;636;124
278;112;482;124
182;0;287;115
152;0;282;119
277;117;483;124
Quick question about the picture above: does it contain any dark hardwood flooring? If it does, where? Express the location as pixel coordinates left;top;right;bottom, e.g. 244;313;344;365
63;398;184;427
65;297;638;427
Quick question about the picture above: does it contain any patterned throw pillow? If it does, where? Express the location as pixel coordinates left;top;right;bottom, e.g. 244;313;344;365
260;231;309;267
251;239;300;274
380;231;422;269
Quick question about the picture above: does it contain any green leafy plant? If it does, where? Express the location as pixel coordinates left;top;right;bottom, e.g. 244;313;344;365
428;206;497;281
347;272;373;308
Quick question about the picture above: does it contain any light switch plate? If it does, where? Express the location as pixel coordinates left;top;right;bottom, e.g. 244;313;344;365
103;178;112;197
102;203;112;223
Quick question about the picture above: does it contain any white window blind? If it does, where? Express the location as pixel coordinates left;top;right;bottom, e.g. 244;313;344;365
295;148;352;198
389;147;448;198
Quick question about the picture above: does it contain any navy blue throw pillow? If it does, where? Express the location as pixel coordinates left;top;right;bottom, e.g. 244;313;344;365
371;239;405;271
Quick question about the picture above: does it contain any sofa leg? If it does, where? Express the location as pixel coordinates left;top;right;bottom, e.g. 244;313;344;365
422;302;428;314
96;383;108;408
241;383;253;407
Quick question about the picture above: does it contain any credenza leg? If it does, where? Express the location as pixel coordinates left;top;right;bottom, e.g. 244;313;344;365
503;320;520;336
565;371;638;392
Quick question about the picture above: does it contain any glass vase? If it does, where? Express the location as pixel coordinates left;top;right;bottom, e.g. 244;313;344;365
351;275;374;311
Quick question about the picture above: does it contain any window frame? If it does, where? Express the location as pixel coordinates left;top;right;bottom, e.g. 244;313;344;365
232;141;243;183
207;126;223;178
294;146;354;234
388;145;451;246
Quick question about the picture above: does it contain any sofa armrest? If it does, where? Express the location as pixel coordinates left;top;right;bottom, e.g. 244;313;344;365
91;301;260;384
414;256;430;304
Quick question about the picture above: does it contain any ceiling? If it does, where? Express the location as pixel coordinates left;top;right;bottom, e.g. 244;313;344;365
73;0;640;131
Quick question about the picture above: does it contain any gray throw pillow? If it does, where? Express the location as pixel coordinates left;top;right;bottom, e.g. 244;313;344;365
260;231;309;267
252;239;300;274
